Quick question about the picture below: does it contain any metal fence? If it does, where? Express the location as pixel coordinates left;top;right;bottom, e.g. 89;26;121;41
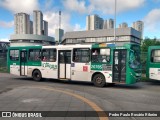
0;53;7;72
141;52;147;76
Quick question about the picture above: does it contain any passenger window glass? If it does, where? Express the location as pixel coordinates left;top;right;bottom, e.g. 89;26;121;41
10;50;19;61
28;49;41;61
151;50;160;63
73;48;90;63
66;51;71;64
42;49;56;62
91;48;110;63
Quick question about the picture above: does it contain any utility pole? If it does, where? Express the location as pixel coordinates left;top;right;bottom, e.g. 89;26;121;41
114;0;117;44
59;11;61;29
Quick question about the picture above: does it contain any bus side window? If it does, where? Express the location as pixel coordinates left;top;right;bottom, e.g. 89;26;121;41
92;50;99;55
91;48;110;63
151;50;160;63
10;50;19;61
28;49;41;61
42;49;56;62
73;48;90;63
151;50;154;62
50;49;56;62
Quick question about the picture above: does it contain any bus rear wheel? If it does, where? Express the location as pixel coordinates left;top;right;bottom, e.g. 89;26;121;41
93;74;106;87
32;70;42;81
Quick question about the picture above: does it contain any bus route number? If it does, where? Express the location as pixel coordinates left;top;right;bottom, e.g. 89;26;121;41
91;65;102;70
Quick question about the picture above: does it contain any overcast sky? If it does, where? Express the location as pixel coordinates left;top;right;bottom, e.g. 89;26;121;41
0;0;160;41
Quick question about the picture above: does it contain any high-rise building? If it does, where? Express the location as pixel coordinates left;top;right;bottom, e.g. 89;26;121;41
132;21;144;38
43;20;48;36
103;19;114;29
86;15;104;30
55;28;64;43
14;13;30;34
119;22;128;28
33;10;43;35
12;10;54;46
30;21;33;34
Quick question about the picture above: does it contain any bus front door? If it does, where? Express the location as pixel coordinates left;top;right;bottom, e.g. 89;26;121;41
113;50;127;83
58;50;71;79
20;51;27;76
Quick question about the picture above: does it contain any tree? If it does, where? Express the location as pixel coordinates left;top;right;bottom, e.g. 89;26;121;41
141;38;160;74
141;38;160;52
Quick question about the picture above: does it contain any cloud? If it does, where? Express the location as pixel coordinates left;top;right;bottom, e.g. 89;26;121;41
62;0;145;15
0;21;14;28
89;0;146;14
0;38;9;42
143;8;160;32
43;0;54;11
63;0;93;14
0;0;39;14
43;11;84;36
73;24;85;31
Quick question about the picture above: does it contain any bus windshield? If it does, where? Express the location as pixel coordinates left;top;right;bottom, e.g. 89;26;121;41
129;45;141;69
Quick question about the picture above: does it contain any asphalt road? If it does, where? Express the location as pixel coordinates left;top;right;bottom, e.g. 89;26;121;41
0;73;160;120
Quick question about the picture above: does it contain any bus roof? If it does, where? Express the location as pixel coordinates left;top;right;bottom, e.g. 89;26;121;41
43;44;91;49
8;43;138;50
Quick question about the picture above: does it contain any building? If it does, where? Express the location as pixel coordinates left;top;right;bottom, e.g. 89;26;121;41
86;15;104;30
119;22;128;28
33;10;43;35
132;21;144;32
103;19;114;29
86;15;114;30
14;13;30;34
62;27;141;46
10;34;55;46
55;29;64;43
10;10;55;46
132;21;144;38
30;21;33;34
43;20;48;36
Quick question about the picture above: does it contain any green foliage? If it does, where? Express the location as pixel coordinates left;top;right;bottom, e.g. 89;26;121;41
140;38;160;74
0;67;8;73
141;38;160;52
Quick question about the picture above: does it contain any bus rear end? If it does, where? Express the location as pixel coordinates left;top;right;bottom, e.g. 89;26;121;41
146;46;160;80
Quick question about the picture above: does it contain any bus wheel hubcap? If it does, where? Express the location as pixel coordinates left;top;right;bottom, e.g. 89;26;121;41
96;77;102;84
35;73;39;78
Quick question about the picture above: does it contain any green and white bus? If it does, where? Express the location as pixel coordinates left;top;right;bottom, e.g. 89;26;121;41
7;43;141;87
146;46;160;80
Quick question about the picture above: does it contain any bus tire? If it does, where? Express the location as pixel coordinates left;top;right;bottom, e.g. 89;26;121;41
32;70;42;81
93;74;106;87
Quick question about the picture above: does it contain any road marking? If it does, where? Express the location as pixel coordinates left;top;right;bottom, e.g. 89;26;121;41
30;86;109;120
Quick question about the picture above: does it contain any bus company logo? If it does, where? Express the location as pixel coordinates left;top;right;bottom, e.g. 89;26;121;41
42;63;57;70
83;66;88;72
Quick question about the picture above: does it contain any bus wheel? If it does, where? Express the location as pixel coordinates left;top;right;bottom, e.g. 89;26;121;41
93;74;106;87
32;70;42;81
